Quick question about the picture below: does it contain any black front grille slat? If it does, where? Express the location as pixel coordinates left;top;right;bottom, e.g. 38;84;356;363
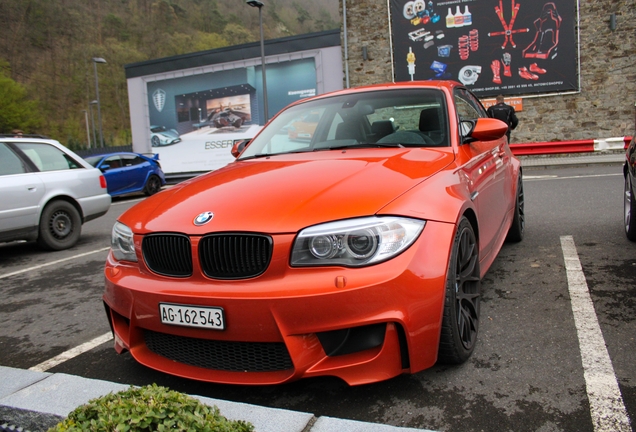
144;330;293;372
142;234;192;277
199;234;272;279
141;232;272;279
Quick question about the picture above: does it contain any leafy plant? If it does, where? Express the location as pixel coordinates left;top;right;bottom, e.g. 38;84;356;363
49;384;254;432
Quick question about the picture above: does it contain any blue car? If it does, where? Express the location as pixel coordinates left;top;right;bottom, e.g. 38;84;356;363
84;152;166;197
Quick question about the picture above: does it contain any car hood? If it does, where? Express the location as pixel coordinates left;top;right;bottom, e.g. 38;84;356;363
158;130;178;138
122;148;455;234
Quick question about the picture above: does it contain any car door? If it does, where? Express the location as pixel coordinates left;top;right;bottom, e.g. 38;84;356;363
120;154;149;193
0;143;45;237
101;155;127;195
454;89;509;258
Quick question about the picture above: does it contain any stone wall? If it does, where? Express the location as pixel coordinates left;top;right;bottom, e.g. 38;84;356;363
339;0;635;143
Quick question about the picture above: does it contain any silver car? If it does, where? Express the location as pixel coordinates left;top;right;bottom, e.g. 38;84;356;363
0;136;111;250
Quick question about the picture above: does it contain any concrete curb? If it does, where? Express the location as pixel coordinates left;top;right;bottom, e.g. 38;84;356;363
0;366;433;432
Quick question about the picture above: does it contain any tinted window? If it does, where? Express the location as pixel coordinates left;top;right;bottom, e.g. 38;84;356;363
15;142;82;171
0;143;26;176
104;155;123;169
122;155;145;166
454;88;487;120
84;155;103;167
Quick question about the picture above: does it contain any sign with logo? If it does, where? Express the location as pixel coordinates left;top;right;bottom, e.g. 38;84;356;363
144;58;319;175
481;96;523;111
390;0;579;97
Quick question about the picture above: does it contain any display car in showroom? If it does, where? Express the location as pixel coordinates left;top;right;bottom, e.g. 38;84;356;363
103;81;524;386
150;125;181;147
84;152;166;197
0;136;111;250
624;135;636;241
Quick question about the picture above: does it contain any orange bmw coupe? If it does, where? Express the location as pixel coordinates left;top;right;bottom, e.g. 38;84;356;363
104;81;524;386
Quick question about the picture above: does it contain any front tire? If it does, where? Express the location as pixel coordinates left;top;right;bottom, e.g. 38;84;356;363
151;136;160;147
144;174;162;196
37;200;82;251
506;174;525;242
625;174;636;241
438;216;480;364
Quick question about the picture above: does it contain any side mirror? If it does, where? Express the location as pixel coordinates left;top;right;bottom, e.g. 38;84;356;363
462;118;508;143
231;140;249;158
99;164;110;171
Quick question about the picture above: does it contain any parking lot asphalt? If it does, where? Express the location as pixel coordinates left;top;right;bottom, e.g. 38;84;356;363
0;151;625;432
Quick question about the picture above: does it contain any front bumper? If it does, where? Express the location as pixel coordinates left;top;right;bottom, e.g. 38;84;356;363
103;220;455;385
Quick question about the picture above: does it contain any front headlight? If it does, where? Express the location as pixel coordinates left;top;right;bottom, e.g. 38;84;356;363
111;222;137;262
291;217;425;267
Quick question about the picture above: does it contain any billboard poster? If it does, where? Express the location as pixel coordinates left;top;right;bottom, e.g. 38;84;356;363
390;0;579;97
145;58;318;175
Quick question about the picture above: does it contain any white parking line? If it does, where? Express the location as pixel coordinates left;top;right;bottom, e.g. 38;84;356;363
560;236;632;432
0;247;110;279
29;332;114;372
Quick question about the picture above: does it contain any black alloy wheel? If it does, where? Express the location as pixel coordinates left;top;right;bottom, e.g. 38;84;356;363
144;174;162;196
506;174;525;242
438;216;480;364
625;174;636;241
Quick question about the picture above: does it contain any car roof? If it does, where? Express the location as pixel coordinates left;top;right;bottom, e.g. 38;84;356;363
0;136;94;169
277;80;460;113
86;152;144;158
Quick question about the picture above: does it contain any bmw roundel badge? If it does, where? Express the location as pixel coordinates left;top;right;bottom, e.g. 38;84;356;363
194;211;214;226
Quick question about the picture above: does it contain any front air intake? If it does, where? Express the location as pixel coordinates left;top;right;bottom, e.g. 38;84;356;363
144;330;293;372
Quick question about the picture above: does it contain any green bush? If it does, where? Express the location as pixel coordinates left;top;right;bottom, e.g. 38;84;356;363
48;384;254;432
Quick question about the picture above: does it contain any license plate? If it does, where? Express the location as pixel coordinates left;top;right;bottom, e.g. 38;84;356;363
159;303;225;330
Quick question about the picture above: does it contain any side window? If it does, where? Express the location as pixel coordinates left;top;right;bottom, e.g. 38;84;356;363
454;89;487;138
121;155;141;166
455;89;487;119
454;94;481;121
104;155;123;169
0;143;27;176
15;142;82;171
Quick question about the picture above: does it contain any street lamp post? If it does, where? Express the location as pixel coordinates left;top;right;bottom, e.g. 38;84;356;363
246;0;268;123
90;100;98;149
82;110;91;148
92;57;107;147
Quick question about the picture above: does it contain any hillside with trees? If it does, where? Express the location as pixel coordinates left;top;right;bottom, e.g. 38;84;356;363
0;0;340;149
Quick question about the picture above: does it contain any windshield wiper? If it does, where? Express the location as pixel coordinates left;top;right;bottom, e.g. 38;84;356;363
239;149;313;161
316;142;404;151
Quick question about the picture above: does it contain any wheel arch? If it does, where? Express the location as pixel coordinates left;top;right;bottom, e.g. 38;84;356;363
39;195;84;224
461;207;479;245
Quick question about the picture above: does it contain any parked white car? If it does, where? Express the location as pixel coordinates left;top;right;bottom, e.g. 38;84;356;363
0;136;111;250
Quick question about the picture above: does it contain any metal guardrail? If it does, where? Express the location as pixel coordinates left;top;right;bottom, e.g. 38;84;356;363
510;136;632;156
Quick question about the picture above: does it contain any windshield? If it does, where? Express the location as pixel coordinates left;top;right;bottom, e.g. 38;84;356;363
84;156;102;167
238;88;449;159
